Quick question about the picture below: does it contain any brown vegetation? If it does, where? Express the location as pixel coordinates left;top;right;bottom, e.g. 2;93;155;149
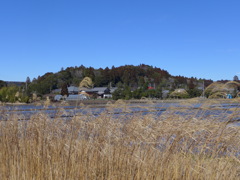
205;81;240;98
0;102;240;179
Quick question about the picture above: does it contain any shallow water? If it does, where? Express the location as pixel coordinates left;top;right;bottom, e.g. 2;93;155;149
0;102;239;125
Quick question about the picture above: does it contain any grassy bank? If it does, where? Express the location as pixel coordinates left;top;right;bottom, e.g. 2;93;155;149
0;102;240;179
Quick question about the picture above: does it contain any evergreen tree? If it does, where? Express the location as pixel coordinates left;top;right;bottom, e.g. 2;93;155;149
233;75;239;81
61;83;69;97
25;76;31;95
26;77;31;84
0;80;7;89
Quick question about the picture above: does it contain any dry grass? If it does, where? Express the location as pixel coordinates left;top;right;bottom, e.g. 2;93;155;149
0;102;240;180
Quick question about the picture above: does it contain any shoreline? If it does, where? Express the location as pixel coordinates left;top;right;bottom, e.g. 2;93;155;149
0;97;239;107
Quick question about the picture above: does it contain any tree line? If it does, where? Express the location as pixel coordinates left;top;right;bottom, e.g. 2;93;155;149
0;64;215;102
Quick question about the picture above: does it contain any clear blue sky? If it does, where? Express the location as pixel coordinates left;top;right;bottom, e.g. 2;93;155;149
0;0;239;82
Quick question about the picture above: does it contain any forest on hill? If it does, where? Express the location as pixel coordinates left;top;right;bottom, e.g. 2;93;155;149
28;64;212;95
0;64;214;102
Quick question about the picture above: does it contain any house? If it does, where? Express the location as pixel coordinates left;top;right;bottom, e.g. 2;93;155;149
52;89;61;94
67;86;79;94
52;86;81;95
85;87;108;97
85;87;117;98
53;86;117;100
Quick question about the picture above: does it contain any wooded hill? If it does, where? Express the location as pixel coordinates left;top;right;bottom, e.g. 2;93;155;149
0;64;215;102
27;64;213;97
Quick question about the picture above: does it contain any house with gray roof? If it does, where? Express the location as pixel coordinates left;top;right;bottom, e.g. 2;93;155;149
52;86;79;95
67;86;79;94
53;86;117;100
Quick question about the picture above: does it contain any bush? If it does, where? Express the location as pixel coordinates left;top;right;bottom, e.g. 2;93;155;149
0;86;30;103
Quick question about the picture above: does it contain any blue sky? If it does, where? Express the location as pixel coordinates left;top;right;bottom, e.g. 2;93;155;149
0;0;239;82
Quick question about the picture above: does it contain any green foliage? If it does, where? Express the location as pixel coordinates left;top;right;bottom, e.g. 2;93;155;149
24;64;213;99
112;83;133;100
93;75;103;87
112;83;125;100
132;88;143;99
113;83;162;100
0;80;7;89
28;64;172;94
0;86;29;103
123;86;132;100
28;73;58;95
83;67;95;81
187;88;202;98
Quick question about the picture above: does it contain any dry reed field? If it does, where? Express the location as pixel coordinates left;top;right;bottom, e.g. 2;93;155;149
0;100;240;180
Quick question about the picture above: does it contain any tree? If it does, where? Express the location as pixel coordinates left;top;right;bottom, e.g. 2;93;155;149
187;88;202;98
188;79;195;89
112;82;124;100
25;77;31;95
233;75;239;81
28;73;57;95
26;77;31;84
0;80;7;89
132;88;143;99
123;85;132;100
61;83;69;97
0;86;29;103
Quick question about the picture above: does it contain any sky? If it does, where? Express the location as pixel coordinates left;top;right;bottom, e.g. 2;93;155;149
0;0;240;82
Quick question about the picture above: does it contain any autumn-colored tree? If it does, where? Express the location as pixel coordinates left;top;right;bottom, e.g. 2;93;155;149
79;77;93;88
